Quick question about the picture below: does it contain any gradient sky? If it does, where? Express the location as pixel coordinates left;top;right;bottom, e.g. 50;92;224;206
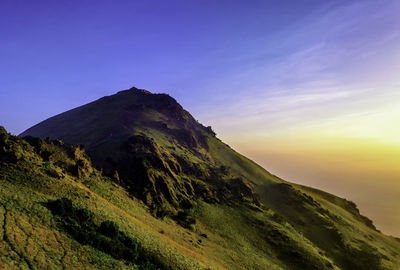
1;0;400;236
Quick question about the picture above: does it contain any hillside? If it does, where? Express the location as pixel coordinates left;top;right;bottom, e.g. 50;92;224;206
0;87;398;269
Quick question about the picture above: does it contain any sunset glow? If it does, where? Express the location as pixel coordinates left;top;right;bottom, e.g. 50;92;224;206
1;0;399;236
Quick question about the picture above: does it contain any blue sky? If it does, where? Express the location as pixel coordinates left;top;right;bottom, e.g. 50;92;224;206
2;0;399;137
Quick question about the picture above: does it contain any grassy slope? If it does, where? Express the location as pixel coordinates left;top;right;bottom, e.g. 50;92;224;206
2;132;399;270
209;136;400;269
15;89;400;269
0;132;215;269
297;185;400;269
0;130;328;270
0;160;335;270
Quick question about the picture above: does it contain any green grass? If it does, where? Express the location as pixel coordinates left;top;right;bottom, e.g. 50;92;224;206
5;87;400;270
46;197;166;269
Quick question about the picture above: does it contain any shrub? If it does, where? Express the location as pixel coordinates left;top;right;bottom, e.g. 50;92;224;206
205;126;216;135
188;223;196;231
48;197;73;216
99;220;119;239
175;210;196;229
180;199;195;209
156;209;174;219
43;161;63;178
0;126;9;142
46;198;165;269
75;208;92;223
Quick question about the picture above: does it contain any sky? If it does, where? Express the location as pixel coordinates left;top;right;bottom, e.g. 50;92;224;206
1;0;400;236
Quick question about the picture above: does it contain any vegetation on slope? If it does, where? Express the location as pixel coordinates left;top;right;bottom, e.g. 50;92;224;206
4;87;400;269
46;197;167;269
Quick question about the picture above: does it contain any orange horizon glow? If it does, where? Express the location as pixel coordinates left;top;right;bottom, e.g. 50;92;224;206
205;86;400;237
225;134;400;237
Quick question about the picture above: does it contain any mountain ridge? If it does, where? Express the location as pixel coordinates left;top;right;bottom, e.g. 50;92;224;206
1;86;398;269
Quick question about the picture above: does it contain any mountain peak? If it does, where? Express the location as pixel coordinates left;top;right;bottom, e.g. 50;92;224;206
14;87;400;269
116;86;153;95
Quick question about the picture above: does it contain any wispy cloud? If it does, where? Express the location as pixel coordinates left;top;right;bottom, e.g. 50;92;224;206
193;0;400;145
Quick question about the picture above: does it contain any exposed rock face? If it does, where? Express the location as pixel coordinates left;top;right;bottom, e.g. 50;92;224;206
95;133;261;212
10;87;400;269
20;88;261;211
109;134;191;209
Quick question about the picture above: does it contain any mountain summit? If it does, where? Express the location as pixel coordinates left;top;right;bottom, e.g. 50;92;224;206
21;87;267;211
5;87;399;269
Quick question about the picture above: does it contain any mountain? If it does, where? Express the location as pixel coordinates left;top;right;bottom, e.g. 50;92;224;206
20;87;268;212
0;87;398;269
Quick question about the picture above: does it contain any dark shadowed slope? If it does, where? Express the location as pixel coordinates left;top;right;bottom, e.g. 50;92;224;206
14;87;400;269
21;87;279;211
